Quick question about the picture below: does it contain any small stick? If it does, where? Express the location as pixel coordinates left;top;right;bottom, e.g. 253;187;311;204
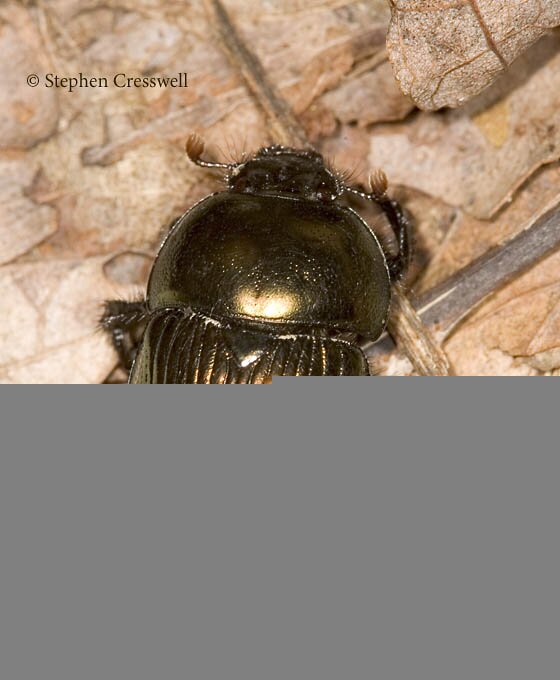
204;0;451;375
387;283;452;376
203;0;308;148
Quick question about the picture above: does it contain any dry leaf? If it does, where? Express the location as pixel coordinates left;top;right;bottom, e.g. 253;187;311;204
230;0;415;127
445;250;560;375
387;0;560;110
411;162;560;375
417;163;560;290
0;5;59;149
0;256;139;384
320;60;414;126
369;35;560;218
0;159;57;265
82;2;393;165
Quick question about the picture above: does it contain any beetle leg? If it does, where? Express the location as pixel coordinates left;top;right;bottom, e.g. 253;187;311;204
344;171;411;282
100;299;150;371
373;193;411;282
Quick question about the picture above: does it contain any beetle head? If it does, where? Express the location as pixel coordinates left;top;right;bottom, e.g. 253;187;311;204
228;146;341;202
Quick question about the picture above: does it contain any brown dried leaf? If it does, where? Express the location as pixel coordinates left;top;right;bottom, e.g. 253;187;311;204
410;161;560;375
387;0;560;110
231;0;416;126
445;250;560;375
82;2;394;165
0;5;59;149
369;35;560;218
0;255;139;384
320;59;414;126
0;159;57;265
418;163;560;290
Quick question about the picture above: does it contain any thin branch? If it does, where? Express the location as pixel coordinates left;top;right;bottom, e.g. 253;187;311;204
204;0;451;375
366;198;560;364
387;283;452;376
203;0;308;148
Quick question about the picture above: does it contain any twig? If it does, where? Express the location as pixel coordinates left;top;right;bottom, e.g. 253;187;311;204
36;0;82;61
204;0;307;147
387;283;452;376
367;198;560;363
204;0;451;375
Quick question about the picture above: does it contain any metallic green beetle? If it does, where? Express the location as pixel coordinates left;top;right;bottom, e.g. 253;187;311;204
101;134;410;382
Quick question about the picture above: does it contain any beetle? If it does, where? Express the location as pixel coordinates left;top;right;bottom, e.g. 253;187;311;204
101;133;411;382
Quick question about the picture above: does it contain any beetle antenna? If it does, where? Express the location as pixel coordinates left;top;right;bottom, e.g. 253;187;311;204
368;169;389;198
343;169;389;201
185;133;237;170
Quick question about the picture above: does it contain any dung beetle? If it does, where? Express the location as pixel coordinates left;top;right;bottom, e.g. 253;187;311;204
101;134;411;382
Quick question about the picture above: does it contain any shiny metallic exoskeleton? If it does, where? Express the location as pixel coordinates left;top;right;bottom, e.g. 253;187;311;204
101;135;410;382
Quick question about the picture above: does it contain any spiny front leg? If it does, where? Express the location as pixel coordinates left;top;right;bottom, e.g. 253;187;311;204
100;299;150;372
367;170;411;282
344;170;412;282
